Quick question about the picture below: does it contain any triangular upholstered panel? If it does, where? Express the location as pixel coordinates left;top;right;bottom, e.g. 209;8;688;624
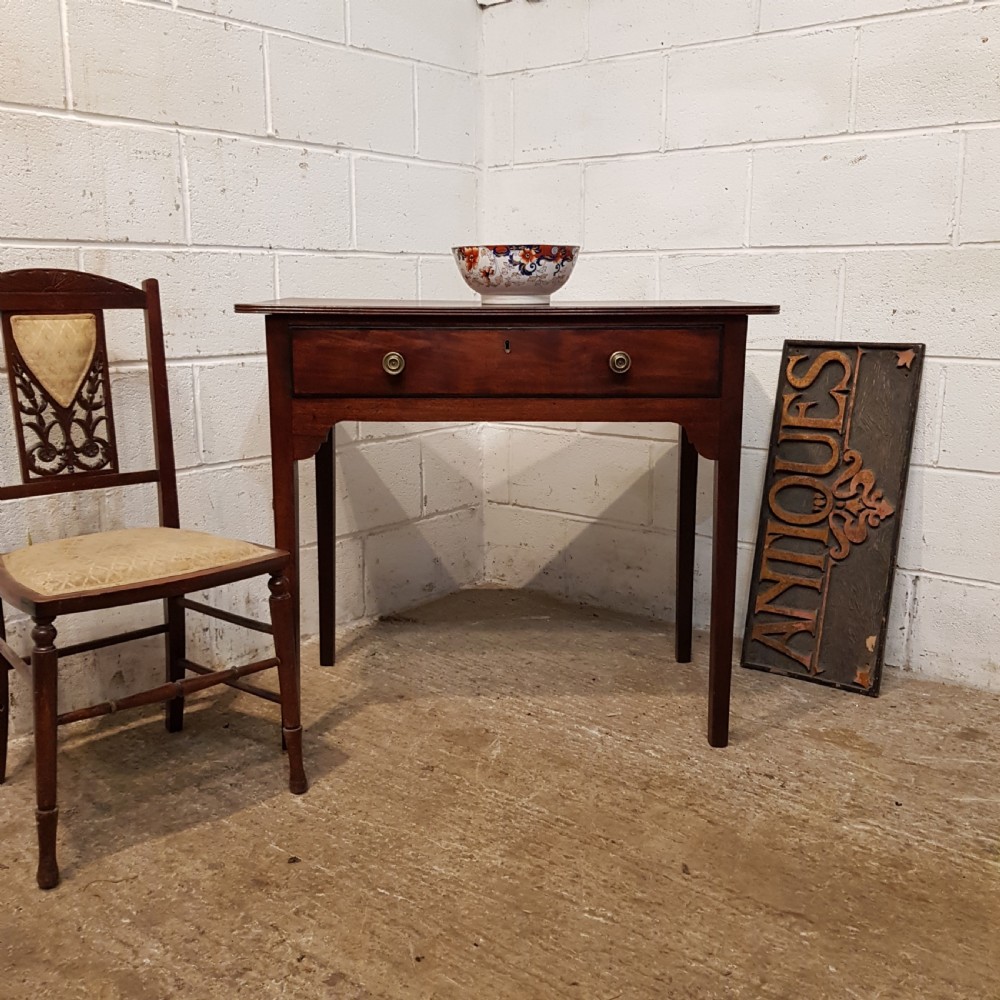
10;314;97;408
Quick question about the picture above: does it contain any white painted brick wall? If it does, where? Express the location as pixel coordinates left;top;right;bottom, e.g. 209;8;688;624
569;254;658;302
278;254;419;300
336;438;423;535
508;428;651;524
483;0;586;74
898;469;1000;583
81;248;275;358
354;159;478;252
111;365;200;472
760;0;964;32
349;0;479;72
587;152;748;251
958;130;1000;242
195;361;271;463
905;575;1000;691
481;0;1000;690
938;365;1000;473
417;67;479;165
185;135;352;249
841;248;1000;359
667;30;855;148
0;0;482;735
513;58;663;161
69;3;267;134
4;0;1000;739
658;253;844;349
417;256;479;300
421;428;482;515
0;114;184;243
483;75;513;166
364;508;480;615
588;0;757;56
855;7;1000;130
268;39;414;154
0;0;65;108
177;0;346;41
487;164;584;243
751;136;957;245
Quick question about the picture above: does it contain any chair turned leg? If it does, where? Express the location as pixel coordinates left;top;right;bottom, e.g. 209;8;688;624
269;573;307;795
1;607;9;784
32;617;60;890
164;596;186;733
0;664;9;786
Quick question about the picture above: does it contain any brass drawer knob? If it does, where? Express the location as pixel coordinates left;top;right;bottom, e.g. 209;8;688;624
609;350;631;374
382;351;405;375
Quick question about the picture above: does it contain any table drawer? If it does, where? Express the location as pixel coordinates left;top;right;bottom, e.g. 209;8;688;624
291;325;722;397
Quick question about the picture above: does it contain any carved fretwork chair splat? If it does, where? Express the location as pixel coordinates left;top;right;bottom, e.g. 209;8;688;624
0;269;307;890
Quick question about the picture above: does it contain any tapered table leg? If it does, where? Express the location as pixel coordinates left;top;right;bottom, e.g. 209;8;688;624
266;319;301;668
315;430;335;666
675;428;698;663
708;443;740;747
707;319;747;748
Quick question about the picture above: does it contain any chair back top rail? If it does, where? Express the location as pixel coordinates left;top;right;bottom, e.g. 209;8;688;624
0;269;147;310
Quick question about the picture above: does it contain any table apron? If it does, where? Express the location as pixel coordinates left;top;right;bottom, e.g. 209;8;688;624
289;396;725;462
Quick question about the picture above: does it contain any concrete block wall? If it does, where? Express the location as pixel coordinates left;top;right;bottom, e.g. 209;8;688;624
0;0;483;733
3;0;999;744
481;0;1000;690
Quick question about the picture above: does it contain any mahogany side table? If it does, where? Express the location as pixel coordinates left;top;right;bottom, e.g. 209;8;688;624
235;300;779;747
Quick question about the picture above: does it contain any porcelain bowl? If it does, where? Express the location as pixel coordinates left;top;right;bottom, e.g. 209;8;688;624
452;244;580;304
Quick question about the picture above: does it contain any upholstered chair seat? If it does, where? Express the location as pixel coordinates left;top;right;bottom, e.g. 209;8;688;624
1;527;277;599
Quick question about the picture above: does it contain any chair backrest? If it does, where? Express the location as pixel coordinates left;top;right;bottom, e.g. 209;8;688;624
0;268;179;527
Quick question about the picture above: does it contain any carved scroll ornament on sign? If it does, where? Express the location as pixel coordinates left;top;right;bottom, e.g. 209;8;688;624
741;342;924;695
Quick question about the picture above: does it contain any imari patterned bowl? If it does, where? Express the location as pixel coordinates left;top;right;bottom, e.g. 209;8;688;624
452;244;580;305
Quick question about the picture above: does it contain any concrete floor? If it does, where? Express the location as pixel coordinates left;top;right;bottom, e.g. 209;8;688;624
1;588;998;999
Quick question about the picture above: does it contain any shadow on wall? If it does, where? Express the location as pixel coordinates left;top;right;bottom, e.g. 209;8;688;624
478;358;923;674
335;428;483;618
484;406;773;637
486;433;685;622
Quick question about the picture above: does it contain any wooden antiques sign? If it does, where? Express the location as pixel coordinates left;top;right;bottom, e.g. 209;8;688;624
741;342;924;695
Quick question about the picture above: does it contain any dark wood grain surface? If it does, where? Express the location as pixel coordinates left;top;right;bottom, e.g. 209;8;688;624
290;324;722;397
236;298;781;316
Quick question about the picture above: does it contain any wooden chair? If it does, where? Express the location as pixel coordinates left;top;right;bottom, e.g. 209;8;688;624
0;269;307;889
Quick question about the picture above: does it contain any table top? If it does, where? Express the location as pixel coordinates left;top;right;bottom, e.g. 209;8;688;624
235;298;780;317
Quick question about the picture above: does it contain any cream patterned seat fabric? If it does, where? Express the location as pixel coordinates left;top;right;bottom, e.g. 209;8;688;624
1;527;274;598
